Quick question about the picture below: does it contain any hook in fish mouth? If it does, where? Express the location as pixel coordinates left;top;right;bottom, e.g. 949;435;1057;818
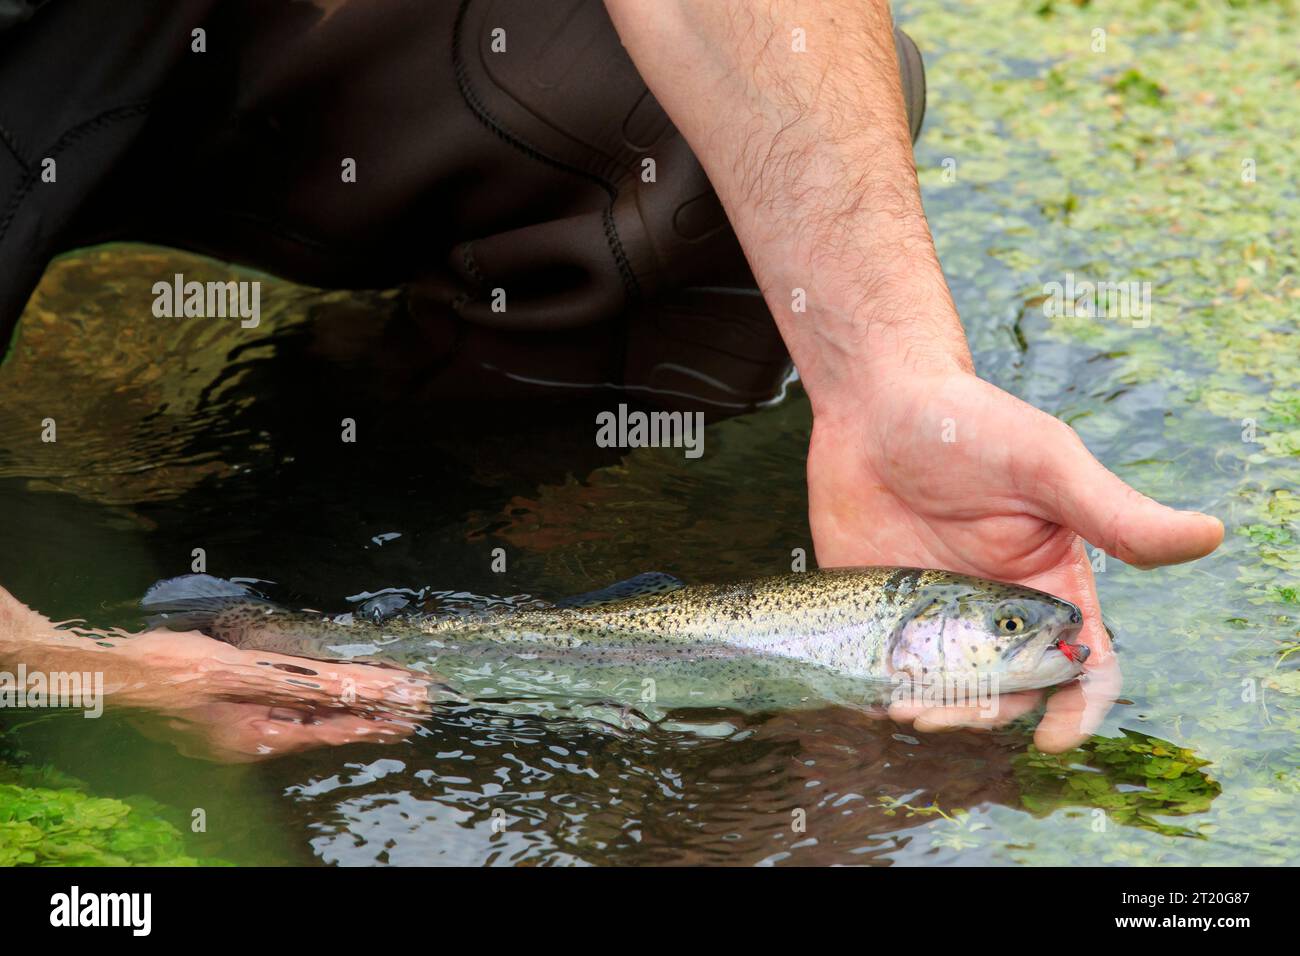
1054;637;1090;664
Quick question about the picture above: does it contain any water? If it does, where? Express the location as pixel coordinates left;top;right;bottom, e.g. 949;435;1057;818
1;0;1297;865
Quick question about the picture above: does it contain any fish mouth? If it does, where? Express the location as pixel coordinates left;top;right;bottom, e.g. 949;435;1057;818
1047;624;1089;665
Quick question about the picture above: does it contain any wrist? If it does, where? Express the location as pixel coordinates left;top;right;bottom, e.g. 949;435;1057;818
785;278;976;422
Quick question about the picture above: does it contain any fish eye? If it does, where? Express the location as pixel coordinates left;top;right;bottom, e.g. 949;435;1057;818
995;605;1029;634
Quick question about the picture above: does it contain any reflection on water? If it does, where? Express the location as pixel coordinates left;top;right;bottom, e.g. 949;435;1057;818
285;707;1033;867
4;0;1300;866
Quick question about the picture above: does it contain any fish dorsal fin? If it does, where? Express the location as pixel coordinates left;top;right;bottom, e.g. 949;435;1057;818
140;574;274;631
554;572;685;608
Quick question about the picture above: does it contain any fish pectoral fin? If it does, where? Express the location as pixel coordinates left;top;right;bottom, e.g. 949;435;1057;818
553;572;685;608
140;573;275;633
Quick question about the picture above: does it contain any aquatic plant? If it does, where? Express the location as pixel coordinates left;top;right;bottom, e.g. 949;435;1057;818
1014;729;1220;837
0;728;224;866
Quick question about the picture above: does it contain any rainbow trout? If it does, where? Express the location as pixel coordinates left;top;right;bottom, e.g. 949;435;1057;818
141;568;1088;715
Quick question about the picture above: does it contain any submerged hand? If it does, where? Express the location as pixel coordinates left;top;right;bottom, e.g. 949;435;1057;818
808;369;1223;752
0;586;432;762
113;630;433;762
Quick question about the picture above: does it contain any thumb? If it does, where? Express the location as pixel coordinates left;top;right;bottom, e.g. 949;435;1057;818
1039;424;1224;569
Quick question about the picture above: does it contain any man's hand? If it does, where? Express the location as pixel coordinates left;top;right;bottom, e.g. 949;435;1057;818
111;630;433;762
809;368;1222;751
0;585;432;762
607;0;1223;749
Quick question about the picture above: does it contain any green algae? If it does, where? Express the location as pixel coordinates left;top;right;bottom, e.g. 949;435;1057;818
0;728;225;867
899;0;1300;862
1014;730;1221;837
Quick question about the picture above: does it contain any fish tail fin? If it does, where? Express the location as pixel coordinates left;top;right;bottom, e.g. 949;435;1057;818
140;573;273;633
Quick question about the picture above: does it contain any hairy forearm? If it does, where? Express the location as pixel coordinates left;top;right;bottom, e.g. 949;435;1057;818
606;0;972;415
